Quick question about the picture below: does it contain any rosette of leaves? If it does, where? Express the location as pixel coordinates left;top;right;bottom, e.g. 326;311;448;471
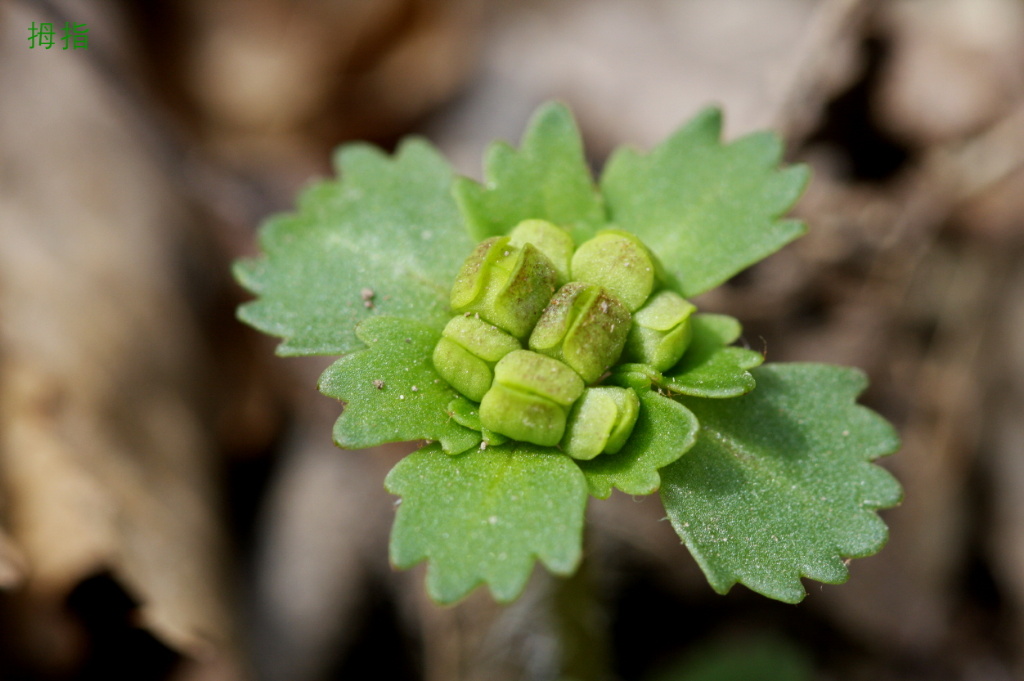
234;103;902;605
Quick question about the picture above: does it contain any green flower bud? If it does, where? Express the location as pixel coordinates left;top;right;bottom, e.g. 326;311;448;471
529;282;631;384
432;316;521;402
433;339;491;403
508;219;574;285
479;350;584;446
622;290;696;371
492;349;585;409
447;397;508;446
570;230;656;312
450;236;559;338
443;314;522;361
562;386;640;460
447;395;483;430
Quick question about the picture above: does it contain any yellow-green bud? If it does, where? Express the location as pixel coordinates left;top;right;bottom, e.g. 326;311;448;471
450;236;559;338
570;230;656;312
529;282;631;384
622;290;696;371
562;386;640;460
432;316;521;402
447;397;508;445
436;228;692;449
479;350;584;446
508;219;575;285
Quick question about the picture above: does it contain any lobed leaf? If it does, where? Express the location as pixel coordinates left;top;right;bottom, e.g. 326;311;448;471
318;317;480;454
600;108;809;298
578;374;699;499
660;363;903;603
234;139;473;356
386;443;588;604
453;102;606;244
659;314;764;398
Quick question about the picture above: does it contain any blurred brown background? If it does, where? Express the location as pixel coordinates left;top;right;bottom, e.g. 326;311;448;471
2;0;1024;679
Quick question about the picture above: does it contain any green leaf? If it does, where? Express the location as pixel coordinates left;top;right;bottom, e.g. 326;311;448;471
660;364;902;603
600;108;809;298
318;317;480;454
234;139;473;356
453;102;606;244
660;314;764;398
578;374;699;499
386;443;588;604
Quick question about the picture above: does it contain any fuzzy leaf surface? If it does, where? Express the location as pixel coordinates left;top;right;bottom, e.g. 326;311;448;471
234;140;472;356
318;317;480;454
660;364;902;603
453;102;606;243
578;374;699;499
660;314;764;398
386;443;588;604
601;108;809;297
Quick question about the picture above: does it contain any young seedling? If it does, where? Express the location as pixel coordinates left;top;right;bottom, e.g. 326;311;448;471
234;102;902;605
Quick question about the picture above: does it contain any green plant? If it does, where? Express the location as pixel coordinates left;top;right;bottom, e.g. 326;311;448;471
233;102;902;605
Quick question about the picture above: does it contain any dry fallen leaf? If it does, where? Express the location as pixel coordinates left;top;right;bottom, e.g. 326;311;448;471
0;2;240;673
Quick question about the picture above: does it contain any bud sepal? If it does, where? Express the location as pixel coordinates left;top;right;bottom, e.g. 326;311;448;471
562;386;641;460
622;290;697;371
447;396;509;446
508;219;575;285
479;350;584;446
432;315;520;401
528;282;631;384
570;230;658;312
450;236;559;338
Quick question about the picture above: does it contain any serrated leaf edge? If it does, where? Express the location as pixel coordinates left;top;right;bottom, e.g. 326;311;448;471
664;363;901;603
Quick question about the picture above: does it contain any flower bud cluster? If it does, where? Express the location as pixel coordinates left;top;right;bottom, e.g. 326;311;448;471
434;220;695;457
